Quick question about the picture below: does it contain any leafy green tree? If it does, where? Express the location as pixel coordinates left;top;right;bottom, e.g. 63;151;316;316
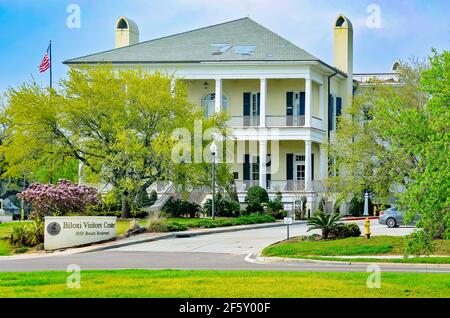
245;186;269;214
1;66;230;218
329;49;449;249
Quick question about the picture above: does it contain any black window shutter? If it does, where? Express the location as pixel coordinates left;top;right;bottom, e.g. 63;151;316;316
266;154;271;188
286;153;293;180
328;94;334;132
311;153;314;180
336;97;342;117
257;92;261;115
243;93;251;116
243;154;250;181
299;92;306;116
286;92;293;115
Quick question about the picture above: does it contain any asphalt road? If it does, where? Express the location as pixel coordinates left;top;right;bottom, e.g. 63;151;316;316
0;220;448;273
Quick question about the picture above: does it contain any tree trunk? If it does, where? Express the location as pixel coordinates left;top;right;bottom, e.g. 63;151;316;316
121;192;130;219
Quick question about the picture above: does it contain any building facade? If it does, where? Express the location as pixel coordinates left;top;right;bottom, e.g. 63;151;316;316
65;15;399;213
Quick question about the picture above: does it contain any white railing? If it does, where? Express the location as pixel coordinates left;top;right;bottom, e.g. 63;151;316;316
311;116;323;130
235;180;325;193
266;115;305;127
235;180;260;192
228;116;260;127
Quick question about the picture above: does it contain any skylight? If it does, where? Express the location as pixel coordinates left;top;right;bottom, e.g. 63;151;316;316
211;44;232;55
210;44;257;56
232;45;256;55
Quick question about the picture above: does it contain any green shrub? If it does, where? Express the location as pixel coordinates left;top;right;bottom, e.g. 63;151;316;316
244;186;269;214
8;223;29;247
203;193;240;217
331;223;361;239
163;198;201;218
146;215;168;233
404;231;435;256
8;220;44;247
166;222;189;232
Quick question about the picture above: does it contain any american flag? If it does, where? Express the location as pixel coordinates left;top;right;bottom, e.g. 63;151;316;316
39;44;51;73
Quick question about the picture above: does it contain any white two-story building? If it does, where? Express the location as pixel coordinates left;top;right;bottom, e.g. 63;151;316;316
65;15;399;213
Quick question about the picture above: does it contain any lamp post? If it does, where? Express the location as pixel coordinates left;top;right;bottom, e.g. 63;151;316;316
363;191;369;216
210;141;217;220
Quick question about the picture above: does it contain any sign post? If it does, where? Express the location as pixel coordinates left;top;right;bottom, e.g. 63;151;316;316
284;217;293;240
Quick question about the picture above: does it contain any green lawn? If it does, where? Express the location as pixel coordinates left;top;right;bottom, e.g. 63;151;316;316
0;270;448;298
262;236;450;264
0;222;14;256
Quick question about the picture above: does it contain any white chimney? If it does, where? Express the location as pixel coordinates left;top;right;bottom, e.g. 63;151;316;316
115;16;139;48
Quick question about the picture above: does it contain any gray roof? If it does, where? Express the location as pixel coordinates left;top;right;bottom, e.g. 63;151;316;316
64;17;327;65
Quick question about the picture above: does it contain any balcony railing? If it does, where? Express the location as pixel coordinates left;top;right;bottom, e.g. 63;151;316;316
228;116;260;127
266;115;305;127
234;180;260;192
235;180;326;193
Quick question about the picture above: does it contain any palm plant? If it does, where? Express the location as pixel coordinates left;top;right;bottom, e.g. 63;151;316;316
307;212;343;239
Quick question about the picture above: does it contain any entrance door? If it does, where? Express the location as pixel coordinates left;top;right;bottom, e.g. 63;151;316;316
296;164;305;180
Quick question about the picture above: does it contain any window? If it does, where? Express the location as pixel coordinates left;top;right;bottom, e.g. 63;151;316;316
233;172;239;180
202;93;228;117
295;155;305;162
296;165;305;181
251;156;259;181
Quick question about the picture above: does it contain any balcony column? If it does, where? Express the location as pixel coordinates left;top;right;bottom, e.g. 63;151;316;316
214;78;222;113
259;140;267;189
305;140;312;191
319;83;325;129
305;79;312;127
319;143;327;180
259;78;267;127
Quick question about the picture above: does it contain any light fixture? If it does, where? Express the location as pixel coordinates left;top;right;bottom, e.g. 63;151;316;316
203;81;209;90
210;141;217;220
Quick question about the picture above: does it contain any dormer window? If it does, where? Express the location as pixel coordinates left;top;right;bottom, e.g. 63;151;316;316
117;18;128;29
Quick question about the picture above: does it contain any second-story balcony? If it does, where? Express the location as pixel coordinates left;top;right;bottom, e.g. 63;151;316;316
227;115;324;129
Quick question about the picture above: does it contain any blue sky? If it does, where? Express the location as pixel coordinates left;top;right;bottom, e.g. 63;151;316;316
0;0;449;93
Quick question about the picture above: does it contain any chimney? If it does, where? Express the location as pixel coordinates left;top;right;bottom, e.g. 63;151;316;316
333;14;353;76
115;16;139;48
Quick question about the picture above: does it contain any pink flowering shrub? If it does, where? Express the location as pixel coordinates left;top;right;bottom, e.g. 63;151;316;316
18;180;100;219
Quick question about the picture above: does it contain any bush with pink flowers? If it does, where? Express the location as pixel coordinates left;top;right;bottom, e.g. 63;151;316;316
18;180;100;220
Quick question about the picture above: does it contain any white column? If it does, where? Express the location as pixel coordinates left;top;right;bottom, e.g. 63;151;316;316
214;78;222;113
259;78;267;127
305;140;312;191
259;140;267;189
305;79;312;127
319;143;327;180
319;83;325;129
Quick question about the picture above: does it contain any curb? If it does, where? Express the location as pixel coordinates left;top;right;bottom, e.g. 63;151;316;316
77;220;307;254
250;252;450;268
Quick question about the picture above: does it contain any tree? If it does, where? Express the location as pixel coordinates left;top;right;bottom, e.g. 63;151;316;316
18;180;100;220
1;66;229;218
245;186;269;214
329;49;449;249
307;212;342;240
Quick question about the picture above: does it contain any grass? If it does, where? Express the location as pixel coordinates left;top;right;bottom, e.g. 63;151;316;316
0;269;448;298
0;222;14;256
262;236;450;264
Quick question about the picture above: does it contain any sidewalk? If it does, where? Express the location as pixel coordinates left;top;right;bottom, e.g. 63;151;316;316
2;220;305;260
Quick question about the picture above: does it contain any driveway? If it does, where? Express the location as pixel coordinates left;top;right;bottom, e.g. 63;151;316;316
1;220;440;273
114;219;414;254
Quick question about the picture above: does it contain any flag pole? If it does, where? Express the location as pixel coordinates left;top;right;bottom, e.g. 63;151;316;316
49;40;53;184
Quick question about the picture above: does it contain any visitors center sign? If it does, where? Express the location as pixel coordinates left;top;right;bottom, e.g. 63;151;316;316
44;216;116;250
